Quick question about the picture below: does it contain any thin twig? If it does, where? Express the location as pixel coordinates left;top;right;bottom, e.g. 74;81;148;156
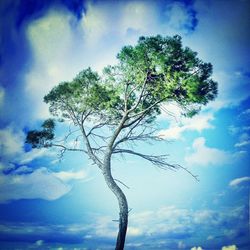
114;178;130;189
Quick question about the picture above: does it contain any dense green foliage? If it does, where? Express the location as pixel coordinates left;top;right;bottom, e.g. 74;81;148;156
116;35;217;115
26;119;55;148
27;35;217;148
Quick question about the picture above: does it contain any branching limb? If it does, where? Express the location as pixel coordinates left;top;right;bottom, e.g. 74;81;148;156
128;71;149;113
113;125;161;150
175;164;200;182
112;148;199;181
86;122;107;137
114;178;130;189
128;98;164;119
50;143;87;153
113;149;175;169
73;112;104;169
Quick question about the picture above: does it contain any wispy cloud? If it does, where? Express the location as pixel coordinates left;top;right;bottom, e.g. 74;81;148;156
229;177;250;187
234;133;250;148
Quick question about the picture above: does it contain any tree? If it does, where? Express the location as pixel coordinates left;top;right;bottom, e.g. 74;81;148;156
26;35;217;250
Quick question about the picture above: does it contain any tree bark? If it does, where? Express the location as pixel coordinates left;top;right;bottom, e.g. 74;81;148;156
103;155;128;250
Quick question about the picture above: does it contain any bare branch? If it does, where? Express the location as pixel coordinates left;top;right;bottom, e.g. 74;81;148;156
114;124;161;150
114;178;130;189
113;148;176;169
175;164;200;182
86;122;107;137
49;143;87;153
64;128;82;141
113;148;199;181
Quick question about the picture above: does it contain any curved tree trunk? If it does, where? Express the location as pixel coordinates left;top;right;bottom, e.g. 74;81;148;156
103;156;128;250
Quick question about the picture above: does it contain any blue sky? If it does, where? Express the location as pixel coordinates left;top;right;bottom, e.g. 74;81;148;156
0;0;249;249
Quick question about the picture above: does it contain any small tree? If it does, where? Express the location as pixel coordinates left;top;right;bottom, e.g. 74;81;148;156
26;35;217;250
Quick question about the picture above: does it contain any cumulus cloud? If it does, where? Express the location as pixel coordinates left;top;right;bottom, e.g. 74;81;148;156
185;137;232;166
229;177;250;187
164;2;197;32
158;112;214;140
0;126;24;157
90;205;247;248
191;247;203;250
0;167;71;203
25;8;80;120
81;2;111;46
0;204;247;248
206;70;250;110
121;1;158;36
0;163;89;203
185;136;247;167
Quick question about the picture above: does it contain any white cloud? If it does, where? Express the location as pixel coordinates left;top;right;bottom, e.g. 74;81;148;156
205;71;250;110
0;167;71;203
18;148;55;164
0;205;246;248
221;245;238;250
191;247;203;250
53;169;87;182
164;2;194;32
127;226;143;237
229;177;250;187
185;137;231;166
25;9;81;120
0;126;55;165
0;164;90;203
159;112;214;140
0;126;24;157
24;6;120;120
81;2;111;46
12;166;32;174
235;140;250;147
121;1;157;36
